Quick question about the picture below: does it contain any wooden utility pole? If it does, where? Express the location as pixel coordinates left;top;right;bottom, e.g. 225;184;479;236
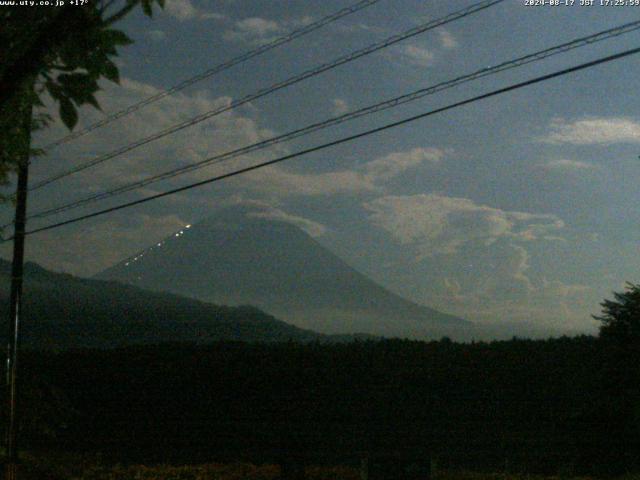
5;98;32;480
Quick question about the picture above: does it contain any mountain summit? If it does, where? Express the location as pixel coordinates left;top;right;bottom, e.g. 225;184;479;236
96;206;472;340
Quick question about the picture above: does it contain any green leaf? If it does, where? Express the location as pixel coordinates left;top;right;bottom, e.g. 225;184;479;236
57;74;100;109
85;93;102;111
142;0;153;17
58;42;86;70
45;80;63;101
59;97;78;130
102;29;133;47
102;59;120;84
32;95;45;107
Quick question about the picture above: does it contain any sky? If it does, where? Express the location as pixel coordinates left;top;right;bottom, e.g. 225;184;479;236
4;0;640;337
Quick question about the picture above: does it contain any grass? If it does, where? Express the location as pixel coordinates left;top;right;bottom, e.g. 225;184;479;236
5;452;640;480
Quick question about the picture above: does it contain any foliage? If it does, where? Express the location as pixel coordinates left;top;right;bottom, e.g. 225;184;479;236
11;455;628;480
594;282;640;344
72;463;282;480
0;0;164;186
5;270;640;475
588;283;640;476
17;337;612;475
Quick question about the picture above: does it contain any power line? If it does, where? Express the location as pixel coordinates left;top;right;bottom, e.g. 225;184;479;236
16;45;640;239
24;19;640;222
29;0;505;192
37;0;384;152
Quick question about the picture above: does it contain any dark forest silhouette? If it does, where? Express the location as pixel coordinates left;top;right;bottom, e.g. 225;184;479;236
2;274;640;477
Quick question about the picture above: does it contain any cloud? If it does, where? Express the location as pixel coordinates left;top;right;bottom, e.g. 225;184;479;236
542;117;640;145
290;16;315;28
164;0;225;21
365;193;593;332
363;193;564;257
433;244;594;333
239;147;446;197
540;158;596;170
443;277;467;303
201;12;227;20
241;166;378;196
223;17;285;44
438;30;458;49
331;98;349;116
30;76;278;210
540;278;591;298
247;206;327;237
185;196;327;237
146;30;166;41
506;211;565;242
223;15;315;44
335;22;387;35
363;147;443;182
33;78;446;209
399;45;434;67
480;243;534;298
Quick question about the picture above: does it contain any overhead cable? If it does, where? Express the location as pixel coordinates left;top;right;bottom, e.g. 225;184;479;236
29;0;505;192
37;0;384;151
24;19;640;222
17;45;640;239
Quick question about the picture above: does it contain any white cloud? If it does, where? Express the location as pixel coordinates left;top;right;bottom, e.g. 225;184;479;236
331;98;349;116
181;196;327;238
434;244;536;308
363;147;443;182
480;243;534;297
30;77;277;210
146;30;166;41
238;147;446;197
542;117;640;145
506;211;565;242
540;158;596;170
241;166;378;196
201;12;227;20
481;268;594;329
247;206;327;237
442;277;466;303
33;78;446;208
223;17;283;44
164;0;225;21
438;30;458;49
540;278;591;298
222;15;315;44
290;16;314;28
432;245;595;333
399;45;434;67
363;193;564;257
336;22;387;35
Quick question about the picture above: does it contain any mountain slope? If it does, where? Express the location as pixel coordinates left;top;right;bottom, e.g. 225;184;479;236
96;206;473;340
0;259;333;349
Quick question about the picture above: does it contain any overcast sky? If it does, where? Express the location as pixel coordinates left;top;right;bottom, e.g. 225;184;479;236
4;0;640;337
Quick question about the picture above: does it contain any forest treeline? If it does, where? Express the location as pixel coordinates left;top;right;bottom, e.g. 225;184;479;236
11;333;640;477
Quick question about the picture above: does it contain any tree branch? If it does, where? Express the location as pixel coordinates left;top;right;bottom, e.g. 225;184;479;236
104;0;139;26
0;8;84;117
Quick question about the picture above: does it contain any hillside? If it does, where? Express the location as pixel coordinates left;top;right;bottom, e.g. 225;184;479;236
0;259;333;349
96;206;473;340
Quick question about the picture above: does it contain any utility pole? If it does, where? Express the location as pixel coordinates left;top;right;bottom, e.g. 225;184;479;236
5;98;32;480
